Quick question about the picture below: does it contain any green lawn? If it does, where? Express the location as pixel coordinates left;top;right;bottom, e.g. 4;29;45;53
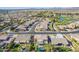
48;23;53;31
0;48;3;52
56;16;72;25
53;46;72;52
49;15;73;25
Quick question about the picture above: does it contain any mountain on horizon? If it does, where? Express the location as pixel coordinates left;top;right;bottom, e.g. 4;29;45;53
0;7;79;10
0;7;79;14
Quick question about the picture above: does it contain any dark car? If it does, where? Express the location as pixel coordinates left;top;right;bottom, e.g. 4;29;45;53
47;36;51;44
26;28;29;31
29;24;32;26
56;43;63;46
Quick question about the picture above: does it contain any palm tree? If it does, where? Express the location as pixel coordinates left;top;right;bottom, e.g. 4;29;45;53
29;35;35;51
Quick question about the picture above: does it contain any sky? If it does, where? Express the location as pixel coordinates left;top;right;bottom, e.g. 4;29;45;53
0;0;79;7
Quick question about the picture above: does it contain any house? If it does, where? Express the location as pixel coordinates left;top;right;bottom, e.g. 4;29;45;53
51;38;68;46
67;23;76;29
70;34;79;42
34;35;47;44
14;35;28;44
0;35;9;41
16;25;26;32
50;34;68;46
35;20;48;31
0;34;13;46
58;25;67;30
